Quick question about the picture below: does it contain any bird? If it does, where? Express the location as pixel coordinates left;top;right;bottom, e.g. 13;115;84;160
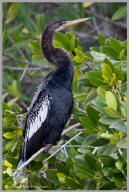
15;18;90;177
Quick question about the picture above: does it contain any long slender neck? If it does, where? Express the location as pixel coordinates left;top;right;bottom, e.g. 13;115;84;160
41;26;72;68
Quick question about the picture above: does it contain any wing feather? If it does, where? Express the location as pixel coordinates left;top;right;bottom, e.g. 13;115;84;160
22;91;52;160
29;81;47;111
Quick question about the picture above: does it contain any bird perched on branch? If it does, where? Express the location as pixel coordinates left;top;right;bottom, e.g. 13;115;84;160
15;18;90;176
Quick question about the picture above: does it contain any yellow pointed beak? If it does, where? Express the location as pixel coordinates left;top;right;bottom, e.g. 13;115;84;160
63;17;92;27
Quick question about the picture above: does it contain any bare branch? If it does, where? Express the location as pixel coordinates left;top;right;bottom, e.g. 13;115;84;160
3;52;31;65
63;147;68;158
90;6;101;33
8;35;30;81
62;123;81;135
87;10;127;29
3;66;51;71
42;132;81;164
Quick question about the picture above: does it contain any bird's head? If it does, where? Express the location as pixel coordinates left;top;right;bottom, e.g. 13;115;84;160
45;17;92;33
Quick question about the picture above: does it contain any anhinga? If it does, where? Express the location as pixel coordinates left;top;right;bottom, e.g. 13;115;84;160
16;18;90;175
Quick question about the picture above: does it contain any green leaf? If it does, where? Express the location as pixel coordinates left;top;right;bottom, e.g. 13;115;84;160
53;39;65;49
100;155;116;167
115;161;123;172
90;51;106;63
3;132;17;139
80;116;97;132
90;138;109;147
73;66;79;82
103;58;115;71
70;35;75;51
75;48;85;59
54;32;69;50
111;177;123;188
8;80;20;97
66;32;73;40
102;63;113;82
6;167;13;176
109;119;127;133
5;138;18;152
105;91;117;111
84;153;102;171
82;134;97;147
87;71;106;87
73;56;84;64
110;38;122;55
29;39;41;54
7;97;19;106
86;105;99;124
6;3;19;24
114;67;124;82
32;53;42;59
97;87;106;102
104;107;122;119
85;89;97;104
94;101;107;115
2;102;12;113
99;116;118;125
56;162;68;175
12;40;28;49
66;157;74;171
46;170;59;185
74;158;96;178
20;13;36;34
13;103;22;113
2;114;18;131
120;49;125;60
4;160;12;168
101;46;119;60
74;93;87;100
97;33;106;46
65;177;82;189
112;6;127;20
56;173;66;184
116;138;127;148
36;13;45;35
98;143;117;156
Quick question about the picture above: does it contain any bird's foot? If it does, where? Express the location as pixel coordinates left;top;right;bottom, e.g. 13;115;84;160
44;144;52;153
40;170;47;178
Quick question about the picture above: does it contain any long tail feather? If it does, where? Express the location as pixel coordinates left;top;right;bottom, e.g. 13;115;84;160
13;159;25;185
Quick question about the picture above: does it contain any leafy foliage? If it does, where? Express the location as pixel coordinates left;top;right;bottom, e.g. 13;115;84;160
2;2;127;190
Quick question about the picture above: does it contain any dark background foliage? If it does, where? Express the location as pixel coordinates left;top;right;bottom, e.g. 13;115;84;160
2;2;127;190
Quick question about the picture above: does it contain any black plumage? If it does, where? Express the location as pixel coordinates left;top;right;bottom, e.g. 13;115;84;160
16;18;90;173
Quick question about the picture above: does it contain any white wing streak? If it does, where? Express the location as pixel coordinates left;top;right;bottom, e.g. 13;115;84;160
26;94;50;140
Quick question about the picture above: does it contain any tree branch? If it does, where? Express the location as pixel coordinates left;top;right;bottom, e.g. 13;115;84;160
3;66;51;71
8;35;30;81
3;52;31;65
86;10;127;29
62;123;81;135
42;132;81;164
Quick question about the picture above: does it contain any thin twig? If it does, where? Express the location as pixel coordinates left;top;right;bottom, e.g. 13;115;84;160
77;107;87;114
3;53;30;65
87;10;127;29
8;35;30;81
3;66;51;71
63;147;68;158
42;132;81;164
92;147;99;155
62;123;81;135
90;6;101;33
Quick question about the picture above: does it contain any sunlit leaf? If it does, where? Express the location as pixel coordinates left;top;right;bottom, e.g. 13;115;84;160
112;6;127;20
